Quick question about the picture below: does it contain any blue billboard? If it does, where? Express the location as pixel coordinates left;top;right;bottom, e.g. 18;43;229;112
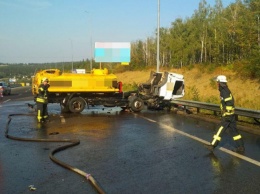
94;42;131;63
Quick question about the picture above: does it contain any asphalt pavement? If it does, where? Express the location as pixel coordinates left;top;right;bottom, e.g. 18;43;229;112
0;87;260;194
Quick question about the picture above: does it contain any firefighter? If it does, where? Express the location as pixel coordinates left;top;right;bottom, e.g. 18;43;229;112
36;77;50;123
205;75;245;153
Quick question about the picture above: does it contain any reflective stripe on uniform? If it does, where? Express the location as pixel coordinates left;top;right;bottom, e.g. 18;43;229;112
36;97;47;103
224;94;233;102
233;134;242;141
223;106;235;116
211;126;224;145
226;106;234;111
213;135;221;141
223;112;234;116
37;110;42;122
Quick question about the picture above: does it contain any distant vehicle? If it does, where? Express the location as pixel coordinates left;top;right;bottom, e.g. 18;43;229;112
0;82;11;95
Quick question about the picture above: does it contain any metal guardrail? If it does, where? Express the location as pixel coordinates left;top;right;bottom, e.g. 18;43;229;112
171;99;260;120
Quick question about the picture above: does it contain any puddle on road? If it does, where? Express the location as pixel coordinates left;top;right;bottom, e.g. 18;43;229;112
6;104;127;140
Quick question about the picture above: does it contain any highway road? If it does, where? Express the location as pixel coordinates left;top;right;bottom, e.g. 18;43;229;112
0;87;260;194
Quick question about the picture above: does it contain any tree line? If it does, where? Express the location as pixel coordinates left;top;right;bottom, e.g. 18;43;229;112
0;61;91;81
130;0;260;79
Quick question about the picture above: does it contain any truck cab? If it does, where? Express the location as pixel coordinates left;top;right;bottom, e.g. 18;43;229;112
137;71;184;110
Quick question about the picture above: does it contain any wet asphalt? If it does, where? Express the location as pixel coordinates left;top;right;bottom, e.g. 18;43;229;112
0;88;260;194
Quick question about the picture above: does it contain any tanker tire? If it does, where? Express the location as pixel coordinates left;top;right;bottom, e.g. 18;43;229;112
68;97;85;113
129;97;144;112
254;118;260;125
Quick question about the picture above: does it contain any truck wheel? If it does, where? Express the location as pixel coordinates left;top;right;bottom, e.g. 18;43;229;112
129;97;144;112
254;118;260;124
69;97;85;113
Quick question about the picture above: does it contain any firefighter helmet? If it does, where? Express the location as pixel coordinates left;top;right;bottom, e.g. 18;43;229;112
216;75;227;83
42;77;49;83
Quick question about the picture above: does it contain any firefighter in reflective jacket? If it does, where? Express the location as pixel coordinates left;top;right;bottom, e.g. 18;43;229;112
206;75;245;153
36;77;50;123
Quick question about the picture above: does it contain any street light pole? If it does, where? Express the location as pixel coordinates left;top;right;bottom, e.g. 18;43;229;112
85;11;93;71
156;0;160;73
70;39;74;72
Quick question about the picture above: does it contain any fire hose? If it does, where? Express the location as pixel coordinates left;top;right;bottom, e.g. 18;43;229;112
5;113;105;194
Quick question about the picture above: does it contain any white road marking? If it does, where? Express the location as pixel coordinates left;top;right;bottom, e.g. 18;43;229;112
219;147;260;166
2;99;11;103
137;114;260;167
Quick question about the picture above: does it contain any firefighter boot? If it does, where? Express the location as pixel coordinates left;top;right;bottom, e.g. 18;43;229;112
205;144;215;152
38;117;45;123
234;146;245;153
233;138;245;153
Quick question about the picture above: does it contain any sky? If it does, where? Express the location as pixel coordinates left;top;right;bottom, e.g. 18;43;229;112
0;0;235;64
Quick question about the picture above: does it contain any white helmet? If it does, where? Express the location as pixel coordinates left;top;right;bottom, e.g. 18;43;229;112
216;75;227;83
41;77;49;83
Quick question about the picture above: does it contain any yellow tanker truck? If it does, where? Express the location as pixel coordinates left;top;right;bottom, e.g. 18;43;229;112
32;68;184;113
